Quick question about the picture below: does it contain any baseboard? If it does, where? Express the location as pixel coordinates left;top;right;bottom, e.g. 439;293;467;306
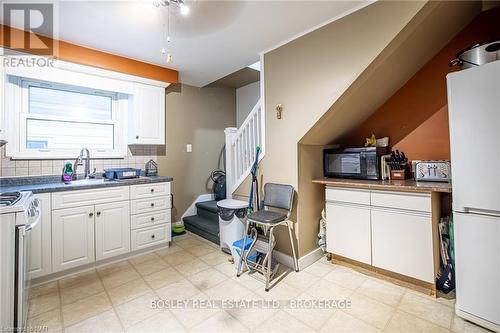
273;247;324;271
455;307;500;333
180;193;215;221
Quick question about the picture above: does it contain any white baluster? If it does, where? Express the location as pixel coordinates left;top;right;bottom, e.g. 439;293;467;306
224;127;237;198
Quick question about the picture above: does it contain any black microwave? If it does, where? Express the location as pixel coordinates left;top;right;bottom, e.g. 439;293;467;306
323;147;387;180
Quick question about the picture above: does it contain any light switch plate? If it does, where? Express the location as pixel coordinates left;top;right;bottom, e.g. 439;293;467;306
186;144;192;153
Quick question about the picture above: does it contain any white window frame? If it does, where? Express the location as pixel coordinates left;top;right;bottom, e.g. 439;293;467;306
6;76;128;159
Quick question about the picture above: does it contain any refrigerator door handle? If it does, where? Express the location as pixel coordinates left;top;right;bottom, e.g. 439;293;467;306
463;207;500;218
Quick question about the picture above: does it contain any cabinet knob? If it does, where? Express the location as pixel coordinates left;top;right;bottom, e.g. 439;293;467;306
151;217;155;221
151;188;154;193
136;135;139;139
151;235;155;239
89;212;94;218
150;203;155;207
96;211;101;216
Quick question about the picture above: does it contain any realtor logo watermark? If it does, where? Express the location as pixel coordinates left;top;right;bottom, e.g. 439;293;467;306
1;1;58;67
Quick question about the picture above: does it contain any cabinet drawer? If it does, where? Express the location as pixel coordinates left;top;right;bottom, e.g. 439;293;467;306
131;224;171;250
326;187;370;205
130;196;171;215
52;186;130;210
131;210;171;230
371;191;431;212
130;182;171;200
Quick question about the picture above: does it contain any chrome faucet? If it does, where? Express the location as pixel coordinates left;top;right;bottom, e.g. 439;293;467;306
74;148;91;179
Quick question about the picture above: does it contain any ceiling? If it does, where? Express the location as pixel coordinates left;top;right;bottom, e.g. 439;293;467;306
3;0;370;86
205;67;259;89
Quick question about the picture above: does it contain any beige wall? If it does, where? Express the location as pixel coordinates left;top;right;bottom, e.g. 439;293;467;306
236;81;260;127
158;84;236;221
235;1;426;256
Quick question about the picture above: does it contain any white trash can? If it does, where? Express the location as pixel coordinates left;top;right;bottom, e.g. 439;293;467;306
217;199;248;260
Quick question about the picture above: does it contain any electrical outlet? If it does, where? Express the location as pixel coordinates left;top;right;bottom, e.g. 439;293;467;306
186;144;192;153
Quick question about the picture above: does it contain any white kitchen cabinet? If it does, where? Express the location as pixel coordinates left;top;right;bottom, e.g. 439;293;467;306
131;210;171;230
324;186;441;287
95;201;131;260
51;186;129;210
371;207;434;283
130;182;171;200
129;83;165;145
131;223;171;251
29;193;52;279
130;196;171;215
52;206;95;272
326;201;372;265
371;191;431;212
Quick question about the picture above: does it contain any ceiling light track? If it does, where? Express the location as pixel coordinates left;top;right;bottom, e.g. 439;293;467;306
153;0;189;15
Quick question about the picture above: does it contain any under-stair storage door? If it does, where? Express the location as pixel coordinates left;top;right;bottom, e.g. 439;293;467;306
129;83;165;145
95;201;131;260
52;206;95;272
326;201;372;265
371;207;434;283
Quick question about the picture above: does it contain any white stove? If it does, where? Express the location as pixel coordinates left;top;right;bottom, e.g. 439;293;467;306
0;190;40;332
0;191;34;215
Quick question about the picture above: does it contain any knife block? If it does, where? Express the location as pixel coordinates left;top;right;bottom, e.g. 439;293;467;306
390;169;410;180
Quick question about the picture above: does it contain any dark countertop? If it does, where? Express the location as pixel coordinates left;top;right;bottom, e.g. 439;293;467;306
312;178;452;193
0;175;173;194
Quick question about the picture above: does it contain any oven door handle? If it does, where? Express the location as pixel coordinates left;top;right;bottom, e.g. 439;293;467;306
25;207;41;232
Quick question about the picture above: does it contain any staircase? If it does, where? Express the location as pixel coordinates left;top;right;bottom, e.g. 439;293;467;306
224;98;265;197
182;99;264;244
182;200;220;244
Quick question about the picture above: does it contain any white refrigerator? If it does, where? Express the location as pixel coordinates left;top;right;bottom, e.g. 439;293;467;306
447;60;500;332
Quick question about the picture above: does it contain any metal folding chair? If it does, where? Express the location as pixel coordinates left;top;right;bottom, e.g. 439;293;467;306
236;183;299;291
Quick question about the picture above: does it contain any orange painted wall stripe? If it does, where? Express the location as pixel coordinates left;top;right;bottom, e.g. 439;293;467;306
0;24;178;84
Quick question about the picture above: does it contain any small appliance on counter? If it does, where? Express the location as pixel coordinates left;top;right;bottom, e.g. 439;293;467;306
388;150;410;180
104;168;141;180
323;147;387;180
412;160;451;182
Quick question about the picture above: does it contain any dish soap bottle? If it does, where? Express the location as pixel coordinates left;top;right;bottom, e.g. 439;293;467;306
62;162;74;184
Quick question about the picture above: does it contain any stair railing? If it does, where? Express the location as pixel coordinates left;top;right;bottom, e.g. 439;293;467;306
225;98;264;197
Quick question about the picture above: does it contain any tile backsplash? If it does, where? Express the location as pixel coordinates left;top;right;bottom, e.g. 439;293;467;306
0;145;159;178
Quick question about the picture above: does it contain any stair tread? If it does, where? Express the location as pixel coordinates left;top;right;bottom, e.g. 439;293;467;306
183;224;220;245
195;200;219;214
183;215;219;235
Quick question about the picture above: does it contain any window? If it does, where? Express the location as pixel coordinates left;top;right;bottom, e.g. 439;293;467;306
7;77;128;159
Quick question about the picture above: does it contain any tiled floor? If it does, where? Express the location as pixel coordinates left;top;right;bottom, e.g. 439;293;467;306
27;232;491;333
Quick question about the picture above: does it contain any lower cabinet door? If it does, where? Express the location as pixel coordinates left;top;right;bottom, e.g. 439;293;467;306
95;201;131;260
371;208;434;283
29;193;52;279
326;202;372;264
52;206;95;272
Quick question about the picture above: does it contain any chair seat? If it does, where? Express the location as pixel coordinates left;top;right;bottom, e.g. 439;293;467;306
247;210;286;224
